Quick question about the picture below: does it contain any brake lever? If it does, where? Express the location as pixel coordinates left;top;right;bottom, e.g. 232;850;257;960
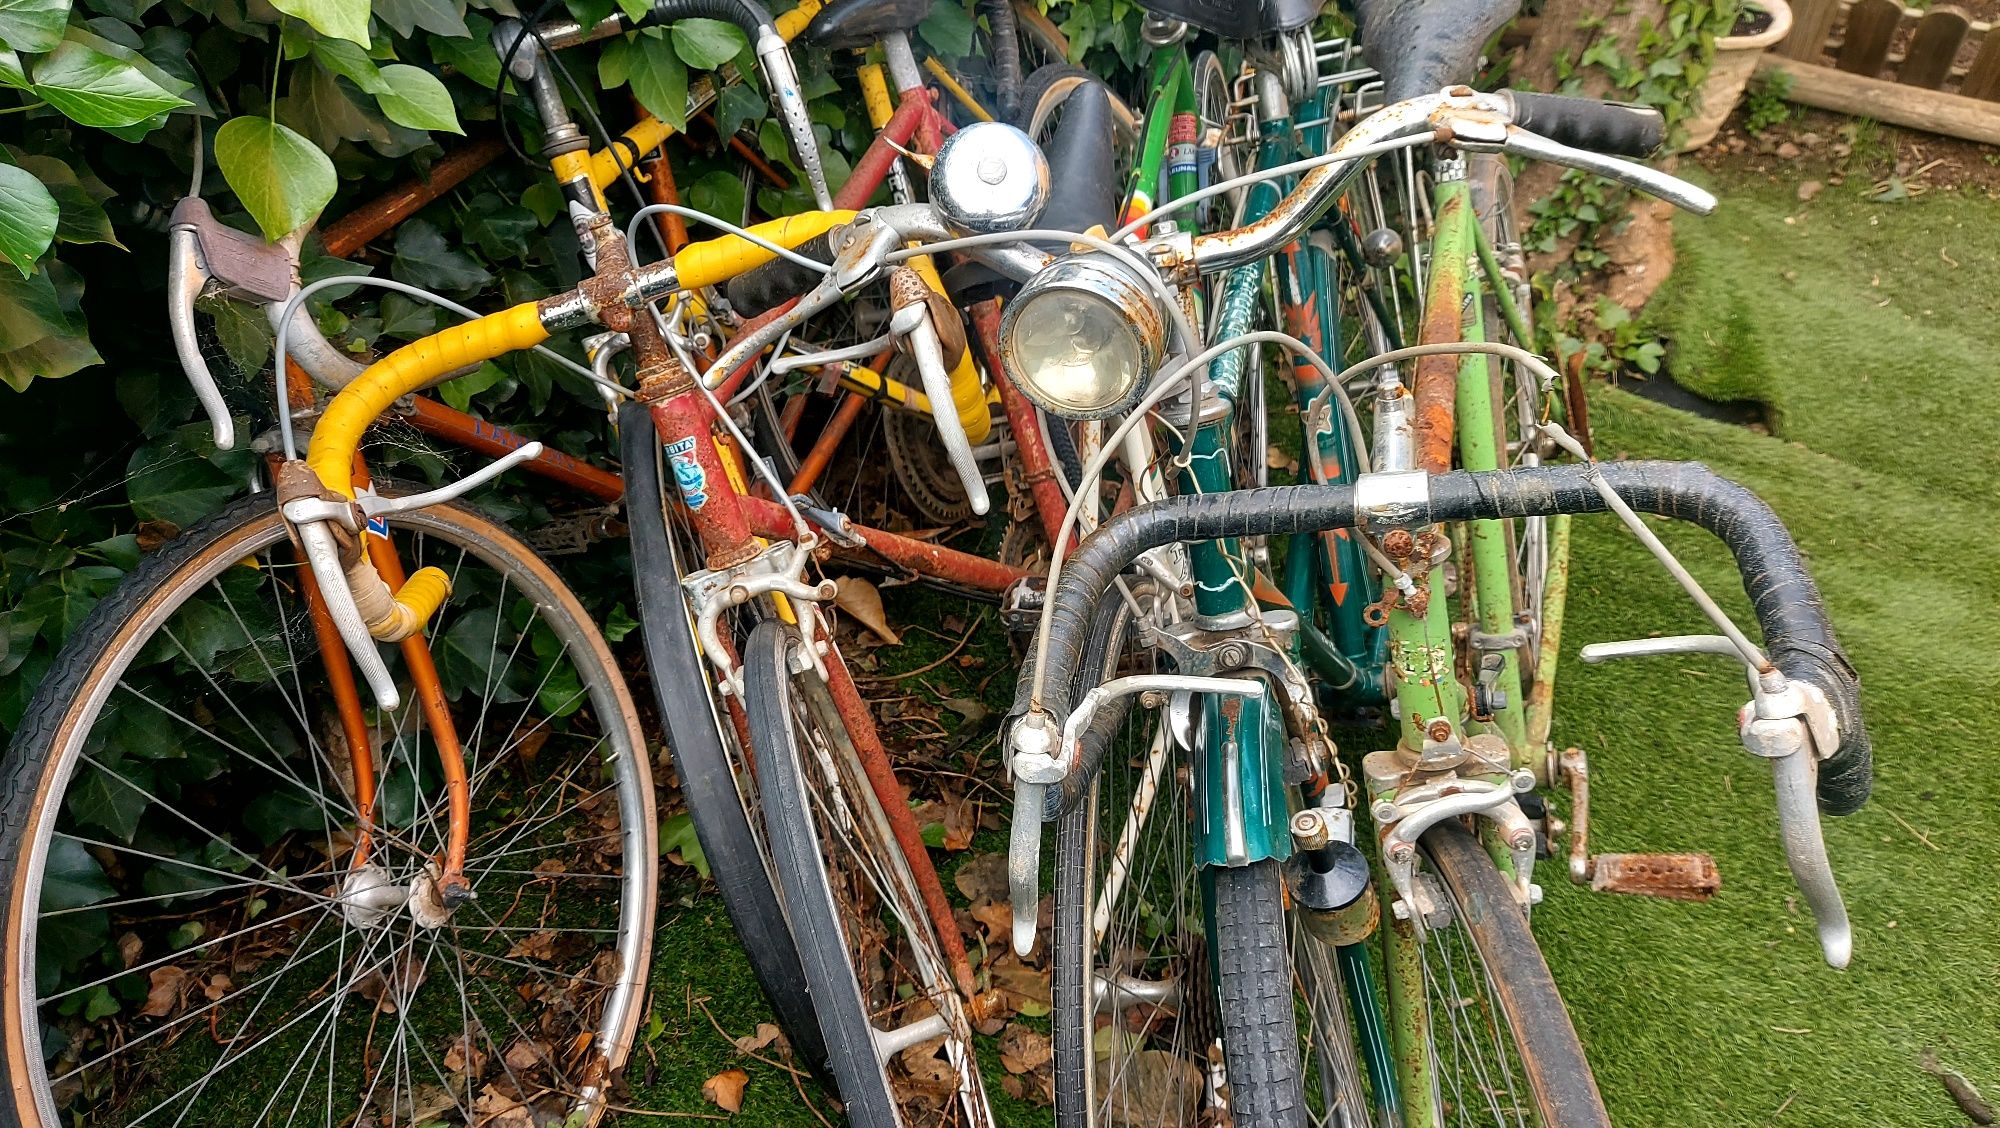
1580;634;1853;967
1442;112;1718;216
167;198;295;450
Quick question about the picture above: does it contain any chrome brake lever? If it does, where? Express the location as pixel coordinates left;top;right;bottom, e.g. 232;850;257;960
1579;634;1853;967
169;198;295;450
1483;125;1718;215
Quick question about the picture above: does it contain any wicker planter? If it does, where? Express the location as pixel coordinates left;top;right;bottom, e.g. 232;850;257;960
1681;0;1794;150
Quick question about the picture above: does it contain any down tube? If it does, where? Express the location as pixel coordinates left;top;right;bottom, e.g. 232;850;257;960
1187;111;1292;869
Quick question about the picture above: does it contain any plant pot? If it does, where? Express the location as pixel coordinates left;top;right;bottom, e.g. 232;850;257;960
1681;0;1794;151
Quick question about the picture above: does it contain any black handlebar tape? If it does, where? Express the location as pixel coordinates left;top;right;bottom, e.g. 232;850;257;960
644;0;774;36
1504;91;1666;159
724;233;831;318
1018;462;1870;816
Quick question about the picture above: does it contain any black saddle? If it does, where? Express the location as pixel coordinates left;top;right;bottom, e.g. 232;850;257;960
1352;0;1521;102
805;0;933;48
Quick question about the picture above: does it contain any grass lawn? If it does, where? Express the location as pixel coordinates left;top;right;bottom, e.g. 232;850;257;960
626;162;2000;1124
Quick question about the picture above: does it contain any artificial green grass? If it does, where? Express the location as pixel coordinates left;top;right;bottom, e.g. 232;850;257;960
1537;163;2000;1125
627;166;2000;1124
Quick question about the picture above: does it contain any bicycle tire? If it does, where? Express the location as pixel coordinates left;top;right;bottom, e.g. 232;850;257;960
2;490;652;1127
741;622;903;1125
1210;859;1310;1127
619;401;831;1077
1417;821;1608;1126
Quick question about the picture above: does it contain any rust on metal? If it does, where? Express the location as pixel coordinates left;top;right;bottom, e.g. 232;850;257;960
1590;853;1721;902
740;496;1026;592
353;456;473;903
320;138;506;259
816;642;980;998
404;396;625;503
1412;193;1467;475
789;391;868;497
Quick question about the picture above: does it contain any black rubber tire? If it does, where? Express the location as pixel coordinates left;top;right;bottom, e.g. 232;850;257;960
1210;859;1310;1128
1049;586;1146;1128
2;490;653;1128
740;622;900;1127
620;402;832;1078
1014;62;1107;136
1420;822;1609;1126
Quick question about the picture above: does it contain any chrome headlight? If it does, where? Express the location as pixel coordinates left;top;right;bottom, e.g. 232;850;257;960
999;254;1166;420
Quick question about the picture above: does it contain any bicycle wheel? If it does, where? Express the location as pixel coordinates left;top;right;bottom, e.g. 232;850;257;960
1;491;653;1127
1049;585;1372;1128
1414;821;1607;1126
620;401;831;1076
740;622;992;1127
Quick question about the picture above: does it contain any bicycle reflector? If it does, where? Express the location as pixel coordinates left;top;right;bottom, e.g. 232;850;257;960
1000;253;1165;419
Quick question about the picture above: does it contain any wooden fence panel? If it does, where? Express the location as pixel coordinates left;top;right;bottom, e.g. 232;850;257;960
1781;0;1845;60
1900;7;1971;88
1837;0;1904;75
1961;26;2000;99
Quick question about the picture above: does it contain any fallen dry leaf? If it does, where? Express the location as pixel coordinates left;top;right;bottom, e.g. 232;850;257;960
702;1067;750;1113
998;1024;1052;1074
502;1039;549;1072
953;853;1009;904
140;966;186;1018
117;932;142;970
833;576;900;645
507;929;558;961
445;1035;488;1077
968;901;1013;948
731;1022;783;1055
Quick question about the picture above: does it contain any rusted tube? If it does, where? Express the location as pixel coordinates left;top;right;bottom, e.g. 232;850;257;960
404;395;626;502
321;139;506;259
789;391;868;496
652;392;757;567
643;145;691;254
972;301;1067;543
353;457;473;903
741;496;1026;592
1411;193;1467;475
815;639;979;999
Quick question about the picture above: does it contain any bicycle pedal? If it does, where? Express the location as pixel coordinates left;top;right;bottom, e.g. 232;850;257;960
521;513;623;556
1586;852;1720;902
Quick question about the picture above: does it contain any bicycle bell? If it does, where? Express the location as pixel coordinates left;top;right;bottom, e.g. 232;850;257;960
930;121;1050;235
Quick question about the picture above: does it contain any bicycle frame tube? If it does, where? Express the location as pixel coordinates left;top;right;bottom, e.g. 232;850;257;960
1182;100;1294;870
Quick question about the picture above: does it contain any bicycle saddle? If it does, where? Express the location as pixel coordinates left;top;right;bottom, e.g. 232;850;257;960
805;0;933;48
1352;0;1521;102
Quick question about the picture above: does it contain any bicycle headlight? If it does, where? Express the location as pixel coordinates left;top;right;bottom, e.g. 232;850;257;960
999;254;1165;420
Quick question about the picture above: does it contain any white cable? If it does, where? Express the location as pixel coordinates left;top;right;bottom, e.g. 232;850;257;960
1109;133;1436;243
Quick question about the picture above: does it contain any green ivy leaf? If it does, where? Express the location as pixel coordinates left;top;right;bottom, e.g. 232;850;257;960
40;836;114;910
0;0;70;54
213;115;335;240
372;0;469;39
0;47;26;89
714;81;763;140
0;163;58;277
372;63;462;133
628;33;687;132
437;359;507;411
391;218;491;293
30;40;190;128
67;760;152;842
918;0;974;59
126;440;237;526
658;811;709;878
603;602;637;642
668;17;744;71
267;0;369;47
311;37;389;94
430;12;501;89
686;168;743;225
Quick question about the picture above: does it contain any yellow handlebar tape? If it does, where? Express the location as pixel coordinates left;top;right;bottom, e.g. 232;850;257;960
307;302;549;499
672;210;857;292
772;0;824;41
589;115;676;191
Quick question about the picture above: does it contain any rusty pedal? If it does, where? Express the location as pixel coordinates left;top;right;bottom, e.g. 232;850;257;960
1555;746;1722;903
